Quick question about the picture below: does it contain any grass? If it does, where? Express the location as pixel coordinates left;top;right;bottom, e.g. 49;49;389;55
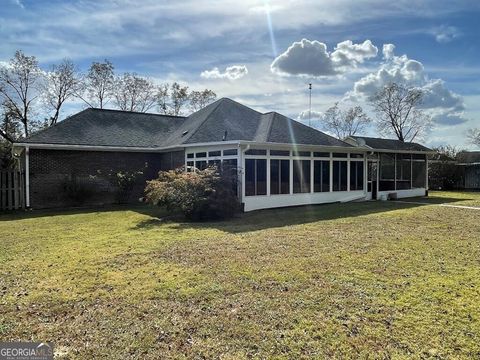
0;191;479;359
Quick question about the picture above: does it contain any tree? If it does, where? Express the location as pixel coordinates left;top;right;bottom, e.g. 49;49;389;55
157;82;189;116
79;60;114;109
467;128;480;147
429;145;463;190
322;103;371;139
189;89;217;112
0;50;42;137
43;59;83;125
369;82;432;142
113;73;157;112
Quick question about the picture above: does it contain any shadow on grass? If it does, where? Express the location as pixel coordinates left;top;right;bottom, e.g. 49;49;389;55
1;194;473;234
132;195;472;233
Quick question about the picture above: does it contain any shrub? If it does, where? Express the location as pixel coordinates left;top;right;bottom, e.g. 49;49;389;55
98;164;146;204
145;165;240;221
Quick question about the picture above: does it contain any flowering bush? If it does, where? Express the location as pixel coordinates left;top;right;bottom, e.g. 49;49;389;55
145;165;240;221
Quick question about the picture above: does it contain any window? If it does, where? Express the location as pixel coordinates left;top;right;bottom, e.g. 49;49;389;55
314;160;330;192
186;161;194;171
270;150;290;156
223;159;237;169
379;153;395;191
196;152;207;158
270;159;290;195
223;149;238;156
292;151;310;157
245;159;267;196
333;161;347;191
350;153;364;159
396;154;411;190
350;161;364;191
208;150;221;157
208;159;221;167
245;149;267;156
333;153;348;158
196;160;207;170
293;160;311;193
187;153;194;159
314;152;330;158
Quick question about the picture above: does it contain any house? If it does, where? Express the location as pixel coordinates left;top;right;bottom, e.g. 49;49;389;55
456;151;480;190
12;98;433;211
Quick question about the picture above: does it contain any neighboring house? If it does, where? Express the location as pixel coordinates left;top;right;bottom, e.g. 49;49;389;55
456;151;480;190
12;98;433;211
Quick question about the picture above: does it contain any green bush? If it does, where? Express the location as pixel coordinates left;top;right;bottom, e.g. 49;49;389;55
145;165;240;221
97;165;146;204
63;175;95;205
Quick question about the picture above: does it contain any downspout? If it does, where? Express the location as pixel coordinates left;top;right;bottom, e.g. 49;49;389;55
25;146;30;208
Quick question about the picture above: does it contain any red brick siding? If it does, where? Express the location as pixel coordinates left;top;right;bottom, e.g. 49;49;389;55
27;149;184;209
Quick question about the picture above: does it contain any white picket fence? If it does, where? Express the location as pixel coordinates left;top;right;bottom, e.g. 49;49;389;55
0;169;25;211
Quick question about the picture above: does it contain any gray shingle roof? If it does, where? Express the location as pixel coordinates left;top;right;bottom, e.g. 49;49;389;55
21;98;352;148
349;136;432;152
22;108;186;147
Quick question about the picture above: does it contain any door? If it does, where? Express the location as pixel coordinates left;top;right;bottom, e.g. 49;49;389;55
367;161;377;200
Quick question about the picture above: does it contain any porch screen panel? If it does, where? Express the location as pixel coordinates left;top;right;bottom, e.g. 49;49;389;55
396;154;411;190
314;160;330;192
270;159;290;195
350;161;364;191
293;160;311;193
379;153;395;191
333;161;347;191
412;155;426;188
245;159;267;196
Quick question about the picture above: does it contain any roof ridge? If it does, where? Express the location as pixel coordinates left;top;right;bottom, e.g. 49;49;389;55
88;107;186;118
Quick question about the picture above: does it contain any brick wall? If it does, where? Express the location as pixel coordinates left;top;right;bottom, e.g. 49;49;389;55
27;149;185;209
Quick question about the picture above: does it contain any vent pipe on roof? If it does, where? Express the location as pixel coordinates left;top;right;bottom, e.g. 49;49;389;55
222;130;228;141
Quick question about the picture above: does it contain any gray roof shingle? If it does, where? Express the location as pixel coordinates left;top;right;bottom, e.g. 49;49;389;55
349;136;432;152
21;98;353;148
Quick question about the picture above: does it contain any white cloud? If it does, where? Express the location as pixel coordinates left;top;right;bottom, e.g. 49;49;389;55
271;39;378;77
382;44;395;60
347;45;467;126
432;25;461;43
297;109;323;121
200;65;248;80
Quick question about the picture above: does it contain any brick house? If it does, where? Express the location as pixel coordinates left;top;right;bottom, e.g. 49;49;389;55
13;98;433;211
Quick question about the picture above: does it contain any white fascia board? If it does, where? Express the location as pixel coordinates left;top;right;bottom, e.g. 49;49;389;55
236;140;369;152
370;148;435;155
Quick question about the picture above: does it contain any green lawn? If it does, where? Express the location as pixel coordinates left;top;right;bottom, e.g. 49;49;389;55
1;191;479;359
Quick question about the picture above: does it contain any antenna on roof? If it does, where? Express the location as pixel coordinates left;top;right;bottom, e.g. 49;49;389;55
308;83;312;127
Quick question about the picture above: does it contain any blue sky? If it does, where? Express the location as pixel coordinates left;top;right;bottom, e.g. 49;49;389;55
1;0;479;148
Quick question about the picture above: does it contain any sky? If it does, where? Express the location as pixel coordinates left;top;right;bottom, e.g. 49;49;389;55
1;0;479;148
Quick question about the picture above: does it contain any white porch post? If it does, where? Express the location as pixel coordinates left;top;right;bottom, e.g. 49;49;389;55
25;147;30;208
347;156;351;192
289;158;293;194
329;156;333;192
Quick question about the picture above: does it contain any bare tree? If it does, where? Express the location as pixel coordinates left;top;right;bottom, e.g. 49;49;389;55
78;60;114;109
113;73;157;112
467;128;480;147
322;103;371;139
189;89;217;112
369;82;432;142
170;82;189;116
0;50;42;137
157;82;189;116
43;59;83;126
